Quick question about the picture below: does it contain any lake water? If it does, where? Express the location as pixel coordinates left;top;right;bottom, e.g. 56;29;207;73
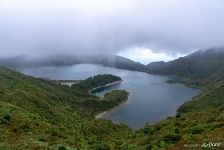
20;64;200;129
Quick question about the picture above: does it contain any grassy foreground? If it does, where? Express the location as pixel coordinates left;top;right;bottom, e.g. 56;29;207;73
0;68;131;149
0;67;223;149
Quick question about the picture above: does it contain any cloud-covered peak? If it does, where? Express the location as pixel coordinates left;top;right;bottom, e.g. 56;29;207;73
1;0;224;61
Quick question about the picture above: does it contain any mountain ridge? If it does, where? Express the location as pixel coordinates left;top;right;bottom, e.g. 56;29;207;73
2;47;224;82
1;47;224;149
147;47;224;78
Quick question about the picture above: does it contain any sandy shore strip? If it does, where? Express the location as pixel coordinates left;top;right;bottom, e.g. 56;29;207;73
95;97;129;119
88;80;123;93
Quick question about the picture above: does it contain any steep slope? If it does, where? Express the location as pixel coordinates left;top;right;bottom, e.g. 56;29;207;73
1;48;224;149
146;61;166;71
0;67;132;149
111;56;147;72
128;81;224;150
147;47;224;81
178;81;224;113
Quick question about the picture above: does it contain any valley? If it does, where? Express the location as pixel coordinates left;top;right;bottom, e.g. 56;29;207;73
0;48;224;149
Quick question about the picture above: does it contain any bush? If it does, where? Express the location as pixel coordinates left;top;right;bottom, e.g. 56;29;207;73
174;128;179;134
151;145;159;150
175;113;181;118
127;144;139;150
0;113;12;124
0;118;8;124
146;140;159;150
48;127;60;137
3;114;11;121
187;124;205;134
58;145;66;150
160;141;166;148
90;142;110;150
162;133;182;144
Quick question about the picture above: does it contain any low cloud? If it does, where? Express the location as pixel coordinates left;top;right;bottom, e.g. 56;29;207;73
117;47;183;64
0;0;224;59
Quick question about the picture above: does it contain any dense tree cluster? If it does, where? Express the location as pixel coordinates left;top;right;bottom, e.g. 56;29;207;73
71;74;121;92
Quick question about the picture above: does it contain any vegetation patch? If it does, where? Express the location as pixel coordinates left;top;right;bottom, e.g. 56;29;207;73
0;67;224;149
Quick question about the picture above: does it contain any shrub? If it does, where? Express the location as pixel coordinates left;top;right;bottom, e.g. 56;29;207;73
0;113;12;124
187;124;205;134
186;134;196;143
3;113;11;121
48;127;60;137
127;144;139;150
162;133;182;144
0;144;3;150
151;145;159;150
38;138;47;142
58;145;66;150
175;113;181;118
160;141;166;148
90;142;110;150
0;118;8;124
146;140;159;150
174;128;180;134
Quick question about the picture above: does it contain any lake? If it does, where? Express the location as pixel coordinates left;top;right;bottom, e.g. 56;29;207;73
20;64;200;129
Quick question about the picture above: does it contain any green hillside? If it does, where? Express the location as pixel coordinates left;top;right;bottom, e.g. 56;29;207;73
147;48;224;85
130;51;224;149
1;51;224;150
0;68;131;149
128;81;224;150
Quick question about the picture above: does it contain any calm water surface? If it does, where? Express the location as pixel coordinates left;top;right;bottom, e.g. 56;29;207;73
20;64;200;129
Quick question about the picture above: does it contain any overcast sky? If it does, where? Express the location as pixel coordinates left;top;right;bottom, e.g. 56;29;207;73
0;0;224;63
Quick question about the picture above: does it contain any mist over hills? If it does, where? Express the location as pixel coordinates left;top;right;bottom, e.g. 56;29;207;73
1;47;224;81
0;47;224;149
0;54;147;72
147;47;224;78
1;0;224;148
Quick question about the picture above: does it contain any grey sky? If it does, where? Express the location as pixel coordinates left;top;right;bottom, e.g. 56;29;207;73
0;0;224;62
